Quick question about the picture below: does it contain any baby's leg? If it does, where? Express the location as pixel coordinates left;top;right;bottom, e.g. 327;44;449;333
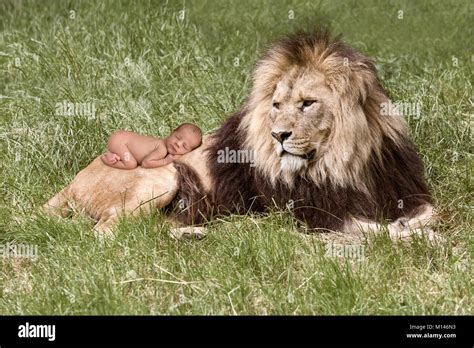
106;143;138;169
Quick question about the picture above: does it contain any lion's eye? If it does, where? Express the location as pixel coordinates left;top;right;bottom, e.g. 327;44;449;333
302;100;316;108
272;102;280;110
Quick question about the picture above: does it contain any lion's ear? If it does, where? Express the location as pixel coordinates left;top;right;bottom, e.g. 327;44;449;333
348;59;407;139
349;61;381;106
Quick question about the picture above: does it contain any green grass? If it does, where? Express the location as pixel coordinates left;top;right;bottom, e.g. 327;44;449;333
0;0;472;314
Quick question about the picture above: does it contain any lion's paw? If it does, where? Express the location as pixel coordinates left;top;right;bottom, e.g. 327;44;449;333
169;226;207;240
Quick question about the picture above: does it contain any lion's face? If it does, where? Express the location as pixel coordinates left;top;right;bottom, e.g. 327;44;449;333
269;69;334;171
240;31;407;187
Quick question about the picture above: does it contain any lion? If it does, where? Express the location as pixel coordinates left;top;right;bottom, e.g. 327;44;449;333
43;30;436;240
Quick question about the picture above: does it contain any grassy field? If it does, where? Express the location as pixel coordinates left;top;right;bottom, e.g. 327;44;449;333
0;0;472;315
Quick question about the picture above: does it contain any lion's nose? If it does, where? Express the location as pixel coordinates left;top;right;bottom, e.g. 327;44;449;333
271;131;292;143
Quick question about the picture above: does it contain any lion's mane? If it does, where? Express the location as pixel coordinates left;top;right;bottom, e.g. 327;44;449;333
170;30;432;232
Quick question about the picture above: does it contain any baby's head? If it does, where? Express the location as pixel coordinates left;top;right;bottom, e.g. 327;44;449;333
166;123;202;155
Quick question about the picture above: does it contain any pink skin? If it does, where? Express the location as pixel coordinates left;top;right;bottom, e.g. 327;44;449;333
101;126;201;169
102;151;121;165
164;128;200;157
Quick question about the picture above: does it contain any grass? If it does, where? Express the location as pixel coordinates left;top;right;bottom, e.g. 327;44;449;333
0;0;472;315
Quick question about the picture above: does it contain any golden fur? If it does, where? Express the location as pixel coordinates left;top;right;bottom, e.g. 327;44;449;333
240;34;406;189
43;136;214;236
43;31;435;239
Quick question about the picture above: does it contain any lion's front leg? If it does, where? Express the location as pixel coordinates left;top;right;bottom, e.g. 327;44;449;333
169;225;207;240
343;205;439;241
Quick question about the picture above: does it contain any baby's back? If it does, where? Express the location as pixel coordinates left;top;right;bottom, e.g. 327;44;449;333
109;131;164;164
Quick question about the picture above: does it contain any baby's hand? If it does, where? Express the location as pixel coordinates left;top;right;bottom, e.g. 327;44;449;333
163;154;177;164
169;154;183;160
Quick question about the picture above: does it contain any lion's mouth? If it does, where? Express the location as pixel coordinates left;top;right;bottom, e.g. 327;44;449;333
281;149;316;160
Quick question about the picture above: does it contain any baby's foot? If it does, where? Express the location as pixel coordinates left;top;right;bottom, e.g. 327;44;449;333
101;151;120;165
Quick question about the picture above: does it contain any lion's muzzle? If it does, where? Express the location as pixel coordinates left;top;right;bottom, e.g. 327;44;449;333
271;130;292;143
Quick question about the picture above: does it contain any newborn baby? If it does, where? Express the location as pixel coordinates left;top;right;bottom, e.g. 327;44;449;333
101;123;202;169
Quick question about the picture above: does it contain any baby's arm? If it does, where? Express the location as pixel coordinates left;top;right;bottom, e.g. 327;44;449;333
141;146;172;168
